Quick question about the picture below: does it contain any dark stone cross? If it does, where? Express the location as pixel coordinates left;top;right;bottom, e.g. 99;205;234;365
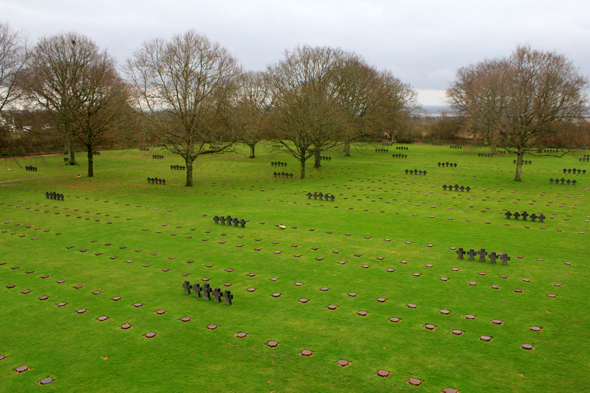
538;214;545;223
182;281;192;295
313;192;318;200
530;213;537;222
213;216;219;224
500;254;510;265
202;283;212;300
192;283;202;298
212;287;222;303
477;249;488;262
232;218;239;227
489;252;498;264
223;290;233;305
465;186;471;192
306;192;312;199
549;178;554;184
456;248;465;259
239;219;246;228
454;185;459;191
521;212;529;221
513;212;521;220
505;211;512;219
318;192;324;199
329;195;335;202
226;216;232;226
443;185;448;191
220;216;226;225
459;186;465;192
467;249;477;261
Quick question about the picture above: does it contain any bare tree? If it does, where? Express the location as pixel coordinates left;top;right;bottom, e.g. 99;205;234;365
23;32;127;173
267;45;347;177
0;22;28;124
126;30;242;186
448;45;589;181
233;71;273;158
333;60;418;155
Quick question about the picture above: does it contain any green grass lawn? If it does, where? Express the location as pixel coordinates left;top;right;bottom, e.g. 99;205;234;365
1;143;589;392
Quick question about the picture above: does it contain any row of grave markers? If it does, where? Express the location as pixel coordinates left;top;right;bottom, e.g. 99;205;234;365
25;166;38;172
562;168;586;174
405;169;427;175
147;177;166;185
375;149;389;153
514;160;532;164
152;155;164;159
443;185;471;192
45;192;64;201
392;154;407;158
271;161;287;167
273;172;293;178
92;151;101;155
306;192;336;201
170;165;185;170
505;211;545;222
182;281;233;305
549;178;577;185
213;216;247;227
438;162;457;167
456;248;509;265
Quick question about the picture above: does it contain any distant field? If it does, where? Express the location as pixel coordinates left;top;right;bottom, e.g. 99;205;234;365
1;143;589;392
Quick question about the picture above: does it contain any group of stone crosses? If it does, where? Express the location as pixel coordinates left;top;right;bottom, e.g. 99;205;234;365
25;166;38;172
306;192;336;202
396;146;409;150
438;162;457;167
392;154;407;158
443;184;471;192
273;172;293;178
544;149;560;153
152;154;164;159
271;161;287;167
563;168;586;174
319;156;331;161
213;215;247;228
549;178;577;185
450;145;462;149
45;191;64;201
456;248;510;265
405;169;427;175
147;177;166;185
478;153;494;157
505;211;545;222
92;151;101;155
183;281;233;305
579;155;589;162
514;160;532;164
272;144;282;148
375;148;389;153
170;165;186;170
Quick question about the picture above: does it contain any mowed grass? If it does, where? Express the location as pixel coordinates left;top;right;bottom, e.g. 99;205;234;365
0;143;589;392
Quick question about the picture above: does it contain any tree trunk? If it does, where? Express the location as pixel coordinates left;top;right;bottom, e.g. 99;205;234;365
248;143;256;158
343;141;351;156
87;145;94;177
313;149;321;169
68;139;76;164
185;156;195;186
490;144;496;154
300;156;306;179
514;150;524;181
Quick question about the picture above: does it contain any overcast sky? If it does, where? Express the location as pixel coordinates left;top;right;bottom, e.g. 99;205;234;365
2;0;589;105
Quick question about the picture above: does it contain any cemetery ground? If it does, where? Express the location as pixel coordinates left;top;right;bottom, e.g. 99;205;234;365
0;143;589;392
